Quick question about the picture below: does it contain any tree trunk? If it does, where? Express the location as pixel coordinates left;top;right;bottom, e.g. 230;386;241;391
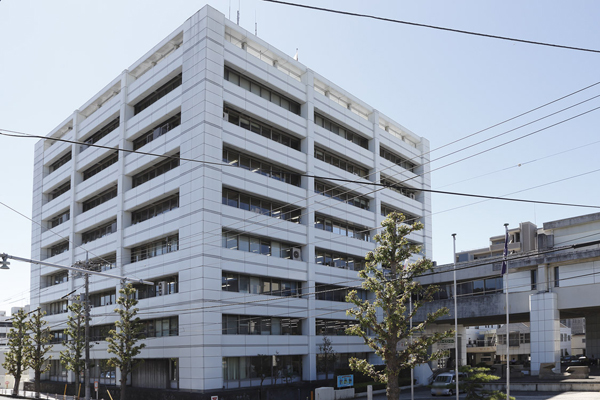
386;367;400;400
12;374;21;397
120;371;127;400
35;369;41;398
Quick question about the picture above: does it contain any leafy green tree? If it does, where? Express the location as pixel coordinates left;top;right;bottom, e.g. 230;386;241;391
318;336;337;380
458;365;514;400
107;284;146;400
1;308;33;397
60;296;87;390
27;309;53;398
346;212;453;400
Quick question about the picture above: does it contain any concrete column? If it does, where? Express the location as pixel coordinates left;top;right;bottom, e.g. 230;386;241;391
537;264;548;292
529;292;560;375
585;314;600;360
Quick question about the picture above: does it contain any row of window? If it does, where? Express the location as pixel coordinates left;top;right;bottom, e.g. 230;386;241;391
50;241;69;258
380;204;420;224
82;186;118;212
133;275;178;299
42;271;68;288
132;193;179;225
83;151;118;181
49;152;72;174
49;210;70;229
222;188;301;224
222;315;301;335
45;300;68;316
223;355;302;382
316;319;359;336
89;253;116;272
222;272;302;296
314;113;368;150
133;113;181;151
224;67;301;115
380;176;417;200
130;234;179;263
380;147;416;172
223;148;301;187
221;231;298;260
50;181;71;201
82;220;117;244
224;106;301;151
90;290;116;307
132;153;180;188
314;147;368;178
314;181;370;210
315;214;370;242
315;249;366;271
134;74;182;115
315;284;367;302
497;333;530;346
80;117;120;153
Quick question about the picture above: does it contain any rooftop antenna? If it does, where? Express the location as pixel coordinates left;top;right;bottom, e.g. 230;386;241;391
229;0;231;20
255;10;257;36
237;0;240;25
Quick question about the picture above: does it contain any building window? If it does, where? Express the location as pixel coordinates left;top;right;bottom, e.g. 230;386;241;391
83;151;118;181
530;269;537;290
42;271;68;288
49;209;70;229
315;284;367;302
130;234;179;263
224;67;301;115
380;146;416;172
380;176;418;200
222;272;302;296
314;180;370;210
133;113;181;150
315;249;366;271
222;355;302;384
48;152;72;174
133;74;182;115
554;266;560;287
380;204;420;224
314;147;369;178
80;117;120;152
519;333;530;344
315;214;370;242
89;253;117;272
45;300;68;316
141;316;179;337
49;181;71;201
222;188;301;223
222;315;302;335
49;330;66;344
82;220;117;244
82;186;118;212
49;241;69;257
49;360;68;382
132;153;180;188
90;359;116;386
222;148;301;187
131;193;179;225
222;231;299;260
223;106;301;151
316;319;359;336
90;290;116;307
314;113;368;149
134;275;178;299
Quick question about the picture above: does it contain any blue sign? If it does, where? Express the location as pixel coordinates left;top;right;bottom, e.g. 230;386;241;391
337;374;354;388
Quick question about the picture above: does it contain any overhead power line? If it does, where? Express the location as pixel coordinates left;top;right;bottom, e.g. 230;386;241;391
261;0;600;54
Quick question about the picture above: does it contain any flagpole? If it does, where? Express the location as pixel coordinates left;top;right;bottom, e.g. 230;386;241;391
452;233;459;400
503;223;510;400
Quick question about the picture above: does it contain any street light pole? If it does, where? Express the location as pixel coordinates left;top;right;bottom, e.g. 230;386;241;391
84;253;91;400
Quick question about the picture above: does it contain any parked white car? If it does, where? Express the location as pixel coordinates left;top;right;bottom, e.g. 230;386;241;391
430;372;466;396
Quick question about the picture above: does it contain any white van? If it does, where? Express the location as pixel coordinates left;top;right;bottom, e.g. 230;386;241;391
430;372;466;396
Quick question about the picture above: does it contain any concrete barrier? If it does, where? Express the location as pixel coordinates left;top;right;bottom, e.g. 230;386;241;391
566;366;590;379
334;388;355;399
314;387;355;400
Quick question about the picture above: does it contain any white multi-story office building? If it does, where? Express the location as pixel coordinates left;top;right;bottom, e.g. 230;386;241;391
30;5;432;392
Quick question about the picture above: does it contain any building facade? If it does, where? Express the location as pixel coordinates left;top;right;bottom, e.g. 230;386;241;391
418;212;600;375
30;6;432;392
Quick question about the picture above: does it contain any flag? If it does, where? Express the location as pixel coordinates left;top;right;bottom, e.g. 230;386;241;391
293;48;298;61
501;228;508;275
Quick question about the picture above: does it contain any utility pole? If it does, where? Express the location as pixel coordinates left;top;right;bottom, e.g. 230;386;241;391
84;253;91;400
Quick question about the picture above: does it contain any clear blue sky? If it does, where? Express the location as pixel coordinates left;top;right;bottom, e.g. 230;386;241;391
1;0;599;314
